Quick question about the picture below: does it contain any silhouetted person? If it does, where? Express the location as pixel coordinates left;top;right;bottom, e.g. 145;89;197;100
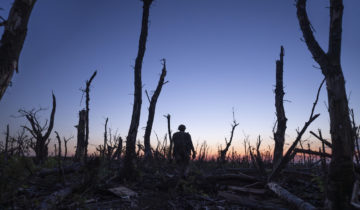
172;124;196;177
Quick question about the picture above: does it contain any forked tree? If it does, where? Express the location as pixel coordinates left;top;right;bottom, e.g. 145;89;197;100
20;93;56;164
273;46;287;167
123;0;154;179
296;0;354;208
0;0;37;101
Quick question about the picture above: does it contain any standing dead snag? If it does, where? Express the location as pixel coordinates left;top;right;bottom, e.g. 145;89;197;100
165;114;173;160
75;110;86;161
123;0;154;179
84;70;97;161
103;117;109;159
268;79;324;182
20;93;56;164
0;0;37;101
219;109;239;163
273;46;287;167
144;59;168;159
297;0;354;208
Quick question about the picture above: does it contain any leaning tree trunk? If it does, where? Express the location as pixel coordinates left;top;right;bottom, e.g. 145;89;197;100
296;0;354;209
273;46;287;168
123;0;153;180
144;59;167;159
0;0;36;101
84;71;97;161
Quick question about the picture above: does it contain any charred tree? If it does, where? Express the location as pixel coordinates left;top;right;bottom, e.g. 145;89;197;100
144;59;168;159
0;0;36;101
84;71;97;161
21;93;56;164
4;124;9;161
103;117;108;159
75;110;86;161
165;114;173;160
297;0;354;208
273;46;287;167
123;0;153;179
219;109;239;163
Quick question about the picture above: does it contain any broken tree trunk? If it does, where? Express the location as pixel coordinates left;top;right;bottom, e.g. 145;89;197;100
310;130;332;148
165;114;173;160
219;109;239;163
268;79;324;182
268;182;316;210
123;0;154;180
75;110;86;162
273;46;287;168
21;93;56;164
4;124;9;161
103;117;108;159
144;59;167;159
84;70;97;161
297;0;355;208
0;0;37;101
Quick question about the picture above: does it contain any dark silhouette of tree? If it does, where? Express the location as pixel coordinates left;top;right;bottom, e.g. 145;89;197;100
84;71;97;160
123;0;154;180
165;114;173;160
219;109;239;163
75;109;86;161
273;46;287;167
20;93;56;164
144;59;168;159
0;0;37;101
296;0;354;208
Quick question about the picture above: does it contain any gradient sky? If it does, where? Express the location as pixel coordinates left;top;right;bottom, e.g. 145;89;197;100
0;0;359;155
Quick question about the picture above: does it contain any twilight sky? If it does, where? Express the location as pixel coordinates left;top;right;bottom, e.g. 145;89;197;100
0;0;359;155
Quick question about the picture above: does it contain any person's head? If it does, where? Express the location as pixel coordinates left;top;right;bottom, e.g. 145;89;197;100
178;124;186;132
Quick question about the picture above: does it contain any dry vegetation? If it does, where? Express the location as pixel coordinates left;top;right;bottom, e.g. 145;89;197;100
1;0;359;209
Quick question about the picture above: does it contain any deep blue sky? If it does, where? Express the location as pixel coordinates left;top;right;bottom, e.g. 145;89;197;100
1;0;359;155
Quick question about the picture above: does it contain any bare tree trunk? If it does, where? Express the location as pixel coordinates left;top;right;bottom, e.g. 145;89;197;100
296;1;354;208
4;124;9;161
75;110;86;161
103;117;108;159
144;59;167;159
123;0;153;180
220;109;239;163
165;114;173;160
84;71;97;161
273;46;287;167
0;0;36;101
63;137;71;160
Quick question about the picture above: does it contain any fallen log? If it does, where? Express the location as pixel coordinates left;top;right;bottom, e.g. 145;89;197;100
294;148;331;158
228;186;266;195
267;182;316;210
206;173;258;182
218;191;286;210
37;163;82;177
40;186;74;209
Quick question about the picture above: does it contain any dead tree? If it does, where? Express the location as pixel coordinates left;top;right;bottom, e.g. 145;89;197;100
297;0;354;208
75;110;86;161
20;93;56;164
0;0;37;101
4;124;9;161
219;109;239;163
268;79;324;182
123;0;153;179
273;46;287;167
164;114;173;160
103;117;109;159
144;59;168;159
84;70;97;160
63;136;72;160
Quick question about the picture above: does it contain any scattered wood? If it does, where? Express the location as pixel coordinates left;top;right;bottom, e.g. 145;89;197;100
40;186;74;209
206;173;258;182
267;182;316;210
228;186;266;195
37;163;82;177
108;186;138;198
310;130;332;148
218;191;284;209
294;148;331;158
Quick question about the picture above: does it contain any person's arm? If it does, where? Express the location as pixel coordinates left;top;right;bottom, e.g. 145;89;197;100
188;133;196;159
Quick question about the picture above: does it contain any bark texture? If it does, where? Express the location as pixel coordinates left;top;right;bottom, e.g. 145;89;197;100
273;46;287;167
144;59;167;159
0;0;36;101
123;0;153;179
296;0;354;208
